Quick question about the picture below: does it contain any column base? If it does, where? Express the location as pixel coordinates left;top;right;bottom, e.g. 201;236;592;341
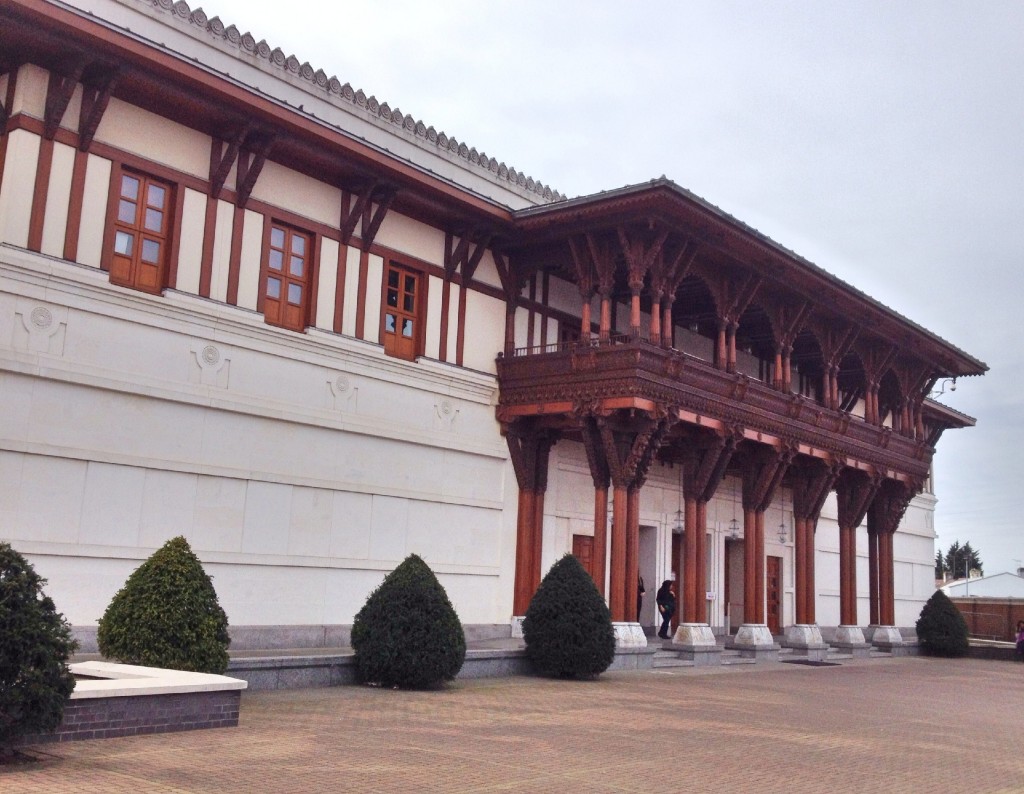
782;624;829;662
612;622;648;648
729;624;780;660
871;625;917;655
830;625;872;657
510;616;524;638
668;623;723;666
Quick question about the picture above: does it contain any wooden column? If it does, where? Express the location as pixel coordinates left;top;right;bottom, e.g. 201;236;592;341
609;484;629;621
867;479;918;627
867;524;880;625
791;459;841;626
512;488;536;615
505;423;557;616
592;485;608;596
675;428;740;625
741;445;790;626
682;496;699;623
835;471;880;627
742;507;758;625
595;410;673;623
625;486;641;622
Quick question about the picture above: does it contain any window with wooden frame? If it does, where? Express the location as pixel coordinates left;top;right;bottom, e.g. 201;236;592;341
261;222;312;332
109;171;173;294
382;261;423;361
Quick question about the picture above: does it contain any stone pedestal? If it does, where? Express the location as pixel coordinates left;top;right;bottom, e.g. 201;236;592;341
782;623;830;662
871;625;902;646
669;623;723;666
871;625;917;655
730;623;780;661
830;625;872;658
612;622;648;648
510;616;525;638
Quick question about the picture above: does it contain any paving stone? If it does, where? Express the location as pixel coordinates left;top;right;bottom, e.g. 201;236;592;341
4;657;1023;793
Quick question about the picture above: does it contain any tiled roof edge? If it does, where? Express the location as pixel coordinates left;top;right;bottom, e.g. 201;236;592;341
143;0;566;203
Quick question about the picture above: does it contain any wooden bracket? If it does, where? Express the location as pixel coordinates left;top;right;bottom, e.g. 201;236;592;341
444;231;491;283
44;62;85;140
340;182;396;250
236;131;274;209
77;66;119;152
208;125;249;199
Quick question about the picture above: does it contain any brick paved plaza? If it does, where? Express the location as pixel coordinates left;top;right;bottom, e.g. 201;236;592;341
5;657;1023;793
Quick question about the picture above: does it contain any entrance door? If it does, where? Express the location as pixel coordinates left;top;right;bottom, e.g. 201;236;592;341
572;534;594;582
671;532;682;631
767;555;782;635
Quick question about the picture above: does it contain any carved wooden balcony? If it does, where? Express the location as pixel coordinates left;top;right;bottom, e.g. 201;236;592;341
496;336;935;481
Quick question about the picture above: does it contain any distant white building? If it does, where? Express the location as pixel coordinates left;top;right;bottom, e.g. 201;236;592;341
941;573;1024;599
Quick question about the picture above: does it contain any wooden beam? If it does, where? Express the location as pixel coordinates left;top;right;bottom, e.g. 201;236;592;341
43;62;84;140
77;65;118;152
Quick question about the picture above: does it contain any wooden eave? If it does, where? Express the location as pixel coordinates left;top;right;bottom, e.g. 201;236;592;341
509;179;988;380
0;0;518;236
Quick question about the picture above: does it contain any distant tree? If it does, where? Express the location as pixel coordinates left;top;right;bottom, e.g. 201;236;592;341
0;543;77;757
934;550;945;580
943;541;983;579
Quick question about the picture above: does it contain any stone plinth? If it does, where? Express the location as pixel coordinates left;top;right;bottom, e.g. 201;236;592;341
730;623;781;661
510;615;525;638
831;625;872;658
669;623;723;666
613;622;649;648
783;624;830;662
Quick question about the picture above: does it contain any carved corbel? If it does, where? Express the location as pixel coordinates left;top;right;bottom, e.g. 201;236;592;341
340;182;397;251
76;66;119;152
236;131;275;209
444;230;491;283
208;125;249;200
44;61;86;140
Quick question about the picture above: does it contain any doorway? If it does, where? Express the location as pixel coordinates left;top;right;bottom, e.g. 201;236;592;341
638;525;657;627
725;539;744;633
572;534;594;583
767;555;782;635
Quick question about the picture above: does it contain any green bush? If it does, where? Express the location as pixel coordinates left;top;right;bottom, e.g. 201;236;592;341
97;536;230;674
0;542;77;754
916;589;969;657
523;553;615;679
351;554;466;689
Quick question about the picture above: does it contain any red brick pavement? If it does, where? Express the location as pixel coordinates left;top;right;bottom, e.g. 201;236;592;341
4;657;1023;793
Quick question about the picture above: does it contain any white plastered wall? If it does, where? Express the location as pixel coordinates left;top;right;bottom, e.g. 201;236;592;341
237;209;264;311
0;245;513;628
174;188;207;293
0;130;40;247
77;154;112;268
93;97;210;180
315;236;339;330
40;142;76;257
375;211;444;265
462;290;504;374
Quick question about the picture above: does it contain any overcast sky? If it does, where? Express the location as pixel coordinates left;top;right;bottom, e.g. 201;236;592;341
208;0;1024;574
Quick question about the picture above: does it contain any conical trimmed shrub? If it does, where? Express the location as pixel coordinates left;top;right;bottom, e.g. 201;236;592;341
97;536;230;674
916;589;969;657
0;543;77;754
523;553;615;679
351;554;466;689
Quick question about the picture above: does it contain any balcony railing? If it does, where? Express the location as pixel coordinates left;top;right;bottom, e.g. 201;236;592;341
496;335;931;480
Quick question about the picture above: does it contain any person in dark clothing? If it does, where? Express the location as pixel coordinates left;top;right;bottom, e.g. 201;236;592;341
637;575;646;623
1016;620;1024;662
656;580;675;639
